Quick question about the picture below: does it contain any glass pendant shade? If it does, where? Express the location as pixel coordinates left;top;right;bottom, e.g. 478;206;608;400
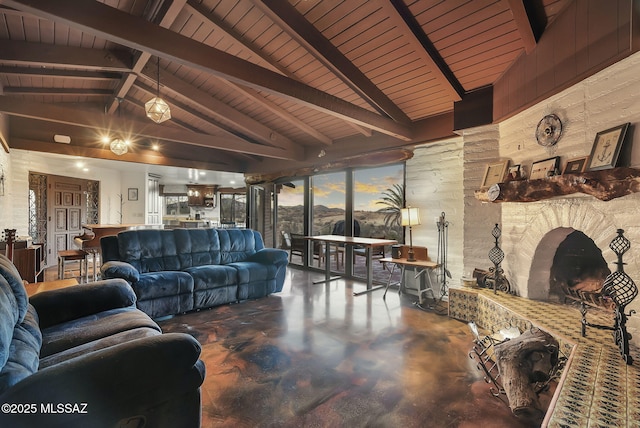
110;138;128;156
145;97;171;123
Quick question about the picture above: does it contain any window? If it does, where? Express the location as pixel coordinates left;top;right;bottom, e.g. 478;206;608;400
220;193;246;227
165;196;190;216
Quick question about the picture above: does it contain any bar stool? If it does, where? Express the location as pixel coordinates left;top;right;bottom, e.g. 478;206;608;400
58;249;89;282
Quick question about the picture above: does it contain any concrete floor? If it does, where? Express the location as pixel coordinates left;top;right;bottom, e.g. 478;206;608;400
159;267;549;427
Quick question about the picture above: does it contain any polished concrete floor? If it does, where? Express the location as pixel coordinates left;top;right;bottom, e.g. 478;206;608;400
159;268;551;427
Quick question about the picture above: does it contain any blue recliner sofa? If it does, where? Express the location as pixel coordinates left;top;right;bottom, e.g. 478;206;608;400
100;228;288;319
0;253;205;428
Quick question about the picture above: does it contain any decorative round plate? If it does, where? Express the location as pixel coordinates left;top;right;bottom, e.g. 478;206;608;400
535;114;563;147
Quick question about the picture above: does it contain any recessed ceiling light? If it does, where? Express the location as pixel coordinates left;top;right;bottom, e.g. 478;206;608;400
76;161;84;168
199;171;206;176
229;180;236;185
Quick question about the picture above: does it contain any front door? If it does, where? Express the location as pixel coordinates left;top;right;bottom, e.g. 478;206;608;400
47;176;87;266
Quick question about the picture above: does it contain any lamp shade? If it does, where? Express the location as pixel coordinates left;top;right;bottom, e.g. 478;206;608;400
401;207;421;226
145;97;171;123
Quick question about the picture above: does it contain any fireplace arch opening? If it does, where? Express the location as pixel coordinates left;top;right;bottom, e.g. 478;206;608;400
549;230;611;304
527;227;610;303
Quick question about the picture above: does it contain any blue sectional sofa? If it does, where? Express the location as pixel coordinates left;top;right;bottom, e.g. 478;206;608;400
0;253;205;428
100;228;289;319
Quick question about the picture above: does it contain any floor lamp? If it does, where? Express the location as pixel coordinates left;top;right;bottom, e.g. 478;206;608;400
401;207;421;261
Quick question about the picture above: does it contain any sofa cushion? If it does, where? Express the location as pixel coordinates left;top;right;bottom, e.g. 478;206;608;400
228;261;277;284
39;307;160;358
0;255;28;322
185;265;238;291
133;271;194;300
39;326;161;369
0;306;42;395
117;229;182;273
174;228;221;268
218;229;260;264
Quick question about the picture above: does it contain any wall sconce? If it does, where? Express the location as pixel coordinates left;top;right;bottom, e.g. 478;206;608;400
401;206;421;261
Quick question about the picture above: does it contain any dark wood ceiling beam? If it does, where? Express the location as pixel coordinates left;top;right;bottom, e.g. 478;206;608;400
8;137;242;172
218;79;333;146
0;40;132;71
506;0;537;53
3;0;412;141
133;80;266;145
139;67;298;152
184;0;290;77
0;66;121;80
0;95;302;160
386;0;465;101
255;0;410;124
186;1;333;145
3;87;112;96
106;0;187;114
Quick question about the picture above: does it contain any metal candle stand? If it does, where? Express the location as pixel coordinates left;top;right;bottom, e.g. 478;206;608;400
487;224;511;294
581;229;637;365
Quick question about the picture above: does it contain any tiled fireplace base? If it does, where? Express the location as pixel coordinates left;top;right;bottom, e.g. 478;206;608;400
449;287;640;427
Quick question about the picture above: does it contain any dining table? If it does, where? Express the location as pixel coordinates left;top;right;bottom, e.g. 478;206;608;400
305;235;397;295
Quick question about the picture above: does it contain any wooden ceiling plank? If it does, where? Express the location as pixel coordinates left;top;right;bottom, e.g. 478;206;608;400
506;0;537;53
0;95;301;160
106;0;188;114
139;66;298;152
9;137;243;171
3;86;112;96
0;40;132;71
218;79;333;146
256;0;411;124
383;0;464;102
4;0;411;140
0;65;121;80
185;0;290;77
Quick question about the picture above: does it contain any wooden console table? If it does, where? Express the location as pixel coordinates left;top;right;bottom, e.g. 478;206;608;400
380;257;439;305
306;235;397;295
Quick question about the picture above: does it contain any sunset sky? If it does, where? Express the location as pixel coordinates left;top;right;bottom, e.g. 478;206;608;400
278;164;404;211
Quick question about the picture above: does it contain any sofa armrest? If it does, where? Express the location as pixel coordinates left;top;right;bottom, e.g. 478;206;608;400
29;279;137;329
246;248;289;266
0;333;205;427
100;261;140;283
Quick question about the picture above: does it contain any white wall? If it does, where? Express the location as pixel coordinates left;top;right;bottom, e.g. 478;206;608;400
476;50;640;345
120;171;146;224
406;137;465;295
0;150;149;236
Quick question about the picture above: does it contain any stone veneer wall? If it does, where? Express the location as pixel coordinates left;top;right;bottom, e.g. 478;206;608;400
463;51;640;347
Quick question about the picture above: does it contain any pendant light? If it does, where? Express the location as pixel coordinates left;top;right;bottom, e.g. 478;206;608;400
145;56;171;123
110;98;129;155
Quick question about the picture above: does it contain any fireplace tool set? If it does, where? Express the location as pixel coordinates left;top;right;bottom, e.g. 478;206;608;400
415;212;450;313
581;229;637;364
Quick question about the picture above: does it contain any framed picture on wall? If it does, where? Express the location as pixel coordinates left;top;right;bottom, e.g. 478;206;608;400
529;156;560;180
481;160;509;188
128;188;138;201
562;156;589;175
586;123;630;171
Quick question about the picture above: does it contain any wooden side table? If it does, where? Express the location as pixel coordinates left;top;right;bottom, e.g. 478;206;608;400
26;278;79;297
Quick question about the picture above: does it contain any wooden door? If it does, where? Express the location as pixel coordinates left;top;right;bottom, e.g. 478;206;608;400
47;176;86;266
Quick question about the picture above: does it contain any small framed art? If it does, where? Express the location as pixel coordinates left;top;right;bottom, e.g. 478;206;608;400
586;123;630;171
128;188;139;201
529;156;560;180
562;156;589;175
481;160;509;188
507;164;522;181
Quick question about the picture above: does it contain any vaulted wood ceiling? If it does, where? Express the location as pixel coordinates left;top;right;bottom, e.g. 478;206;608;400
0;0;570;176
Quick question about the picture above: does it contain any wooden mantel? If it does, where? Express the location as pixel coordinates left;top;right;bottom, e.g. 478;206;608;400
475;168;640;203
